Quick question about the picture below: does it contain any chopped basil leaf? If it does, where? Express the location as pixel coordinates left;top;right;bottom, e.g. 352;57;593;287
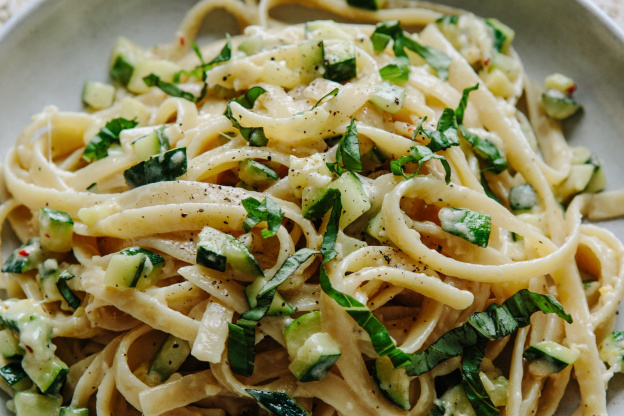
311;88;339;110
370;20;451;81
455;84;479;125
480;172;501;204
82;118;138;163
174;35;233;82
401;36;451;82
242;197;285;238
454;85;508;173
318;192;412;368
404;289;572;376
227;319;256;377
257;248;319;299
371;32;393;52
427;108;460;152
143;74;199;102
390;145;452;184
438;207;491;248
224;87;268;146
460;126;508;173
327;118;363;175
56;271;81;310
246;389;310;416
461;342;498;416
379;60;410;83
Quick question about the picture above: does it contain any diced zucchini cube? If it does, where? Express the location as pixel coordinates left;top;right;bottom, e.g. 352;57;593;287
110;37;142;86
509;184;537;211
196;227;263;282
39;207;74;253
238;159;278;189
14;391;62;416
524;341;579;376
284;311;323;355
238;34;264;56
323;41;357;83
438;207;491;248
369;81;405;114
104;247;164;290
266;291;296;317
544;73;576;95
485;18;515;53
22;354;68;394
0;329;23;358
289;332;341;382
132;128;170;162
542;89;581;120
0;362;31;392
82;81;115;110
373;356;411;409
1;238;43;274
329;171;372;229
147;335;191;385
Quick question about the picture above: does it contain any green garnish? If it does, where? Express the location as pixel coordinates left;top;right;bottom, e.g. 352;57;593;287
82;118;138;162
326;118;363;175
390;145;452;184
224;86;268;146
242;197;285;238
371;20;451;81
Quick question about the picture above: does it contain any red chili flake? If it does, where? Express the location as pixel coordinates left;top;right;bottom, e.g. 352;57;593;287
18;249;29;257
483;58;490;67
566;84;577;95
178;35;186;47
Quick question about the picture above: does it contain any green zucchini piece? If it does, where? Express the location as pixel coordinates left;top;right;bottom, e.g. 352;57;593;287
266;291;296;317
82;81;115;110
39;207;74;253
329;171;371;229
284;311;323;354
124;147;187;189
103;247;165;290
196;226;263;281
289;332;341;382
373;356;411;409
523;341;579;376
132;127;170;162
246;389;310;416
485;18;515;53
21;354;68;394
147;335;191;385
302;187;339;221
322;41;356;83
508;184;537;211
542;89;581;120
14;391;62;416
109;37;142;86
227;319;257;377
238;159;278;188
438;207;491;248
346;0;387;11
0;362;31;391
1;238;43;274
60;407;90;416
238;34;264;56
369;81;405;114
0;329;23;358
283;311;341;381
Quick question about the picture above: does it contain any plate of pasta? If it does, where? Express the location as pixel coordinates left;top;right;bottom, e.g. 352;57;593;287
1;0;624;415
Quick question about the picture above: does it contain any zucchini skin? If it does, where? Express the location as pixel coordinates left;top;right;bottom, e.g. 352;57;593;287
124;147;187;189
